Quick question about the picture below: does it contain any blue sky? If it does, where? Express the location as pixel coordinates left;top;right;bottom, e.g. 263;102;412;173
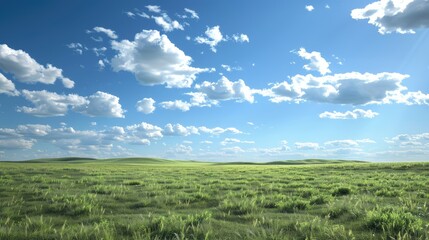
1;0;429;161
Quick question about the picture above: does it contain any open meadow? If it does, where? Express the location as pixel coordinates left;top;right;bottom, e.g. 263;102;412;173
0;158;428;239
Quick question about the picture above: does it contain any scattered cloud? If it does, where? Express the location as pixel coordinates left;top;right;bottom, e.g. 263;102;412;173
159;100;191;112
220;138;255;146
260;72;412;105
67;43;87;55
146;5;161;13
93;26;118;39
319;109;379;119
18;90;125;118
152;13;184;32
195;26;224;52
222;146;245;154
136;98;156;114
296;48;331;75
325;139;376;148
163;123;199;136
351;0;429;34
111;30;208;88
221;64;242;72
305;5;315;12
232;34;250;43
0;73;19;96
195;76;255;103
0;44;74;88
295;142;320;150
74;91;125;118
183;8;199;19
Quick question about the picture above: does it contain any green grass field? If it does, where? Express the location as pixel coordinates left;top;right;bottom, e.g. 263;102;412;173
0;158;428;239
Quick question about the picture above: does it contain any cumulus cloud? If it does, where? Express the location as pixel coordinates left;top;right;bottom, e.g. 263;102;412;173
260;72;410;105
0;44;74;88
163;123;199;136
126;122;164;139
305;5;315;11
18;90;125;118
296;48;331;75
159;100;191;112
93;26;118;39
195;26;249;52
152;13;184;32
386;132;429;147
136;98;156;114
195;76;255;103
111;30;208;88
0;139;35;150
319;109;379;119
199;126;242;135
0;72;19;96
351;0;429;34
74;91;125;118
195;26;224;52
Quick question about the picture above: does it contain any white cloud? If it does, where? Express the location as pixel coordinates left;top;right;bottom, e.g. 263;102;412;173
222;146;245;154
305;5;315;11
232;34;250;43
169;144;193;154
16;124;51;137
74;91;125;118
152;13;184;32
201;140;213;144
159;100;191;112
93;47;107;57
146;5;161;13
297;48;331;75
199;126;242;135
386;132;429;147
0;139;34;150
351;0;429;34
220;138;255;146
136;98;156;114
386;91;429;105
91;122;97;126
295;142;320;150
325;139;376;148
0;72;19;96
18;90;125;118
261;72;410;105
195;76;255;103
125;11;135;18
111;30;208;88
93;26;118;39
319;109;379;119
67;43;86;55
221;64;242;72
0;44;74;88
18;90;87;117
163;123;199;136
127;122;164;139
184;8;199;19
195;26;224;52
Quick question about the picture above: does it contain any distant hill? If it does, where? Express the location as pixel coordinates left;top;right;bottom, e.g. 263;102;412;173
216;159;367;165
23;157;195;165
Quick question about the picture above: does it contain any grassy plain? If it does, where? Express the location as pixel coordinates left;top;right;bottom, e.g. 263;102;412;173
0;158;428;239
